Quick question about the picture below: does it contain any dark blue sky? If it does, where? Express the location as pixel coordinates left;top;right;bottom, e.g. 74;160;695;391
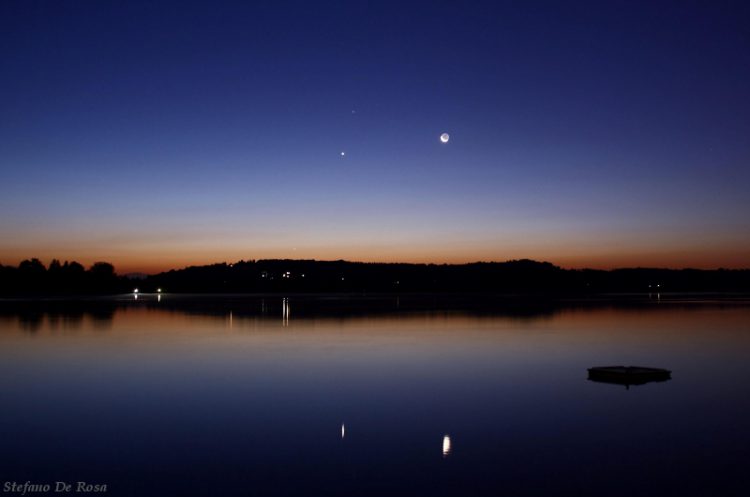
1;0;749;272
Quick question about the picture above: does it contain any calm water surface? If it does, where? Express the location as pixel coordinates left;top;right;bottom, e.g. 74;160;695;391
1;296;748;496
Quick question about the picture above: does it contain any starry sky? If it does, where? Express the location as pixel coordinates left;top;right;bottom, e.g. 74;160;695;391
1;0;749;273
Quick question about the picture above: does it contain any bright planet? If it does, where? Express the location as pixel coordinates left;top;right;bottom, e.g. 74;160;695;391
440;133;450;143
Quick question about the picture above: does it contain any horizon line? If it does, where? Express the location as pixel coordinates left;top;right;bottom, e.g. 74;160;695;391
5;257;750;276
6;256;745;277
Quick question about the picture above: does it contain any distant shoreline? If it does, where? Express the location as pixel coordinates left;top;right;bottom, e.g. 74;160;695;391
3;291;750;304
2;258;749;297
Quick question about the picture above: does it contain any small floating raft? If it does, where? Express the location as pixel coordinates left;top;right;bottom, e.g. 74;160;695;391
587;366;671;387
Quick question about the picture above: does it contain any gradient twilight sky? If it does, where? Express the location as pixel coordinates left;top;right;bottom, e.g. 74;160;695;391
1;1;749;273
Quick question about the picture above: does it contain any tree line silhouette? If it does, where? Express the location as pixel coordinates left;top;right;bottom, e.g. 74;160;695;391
0;258;125;296
2;258;749;296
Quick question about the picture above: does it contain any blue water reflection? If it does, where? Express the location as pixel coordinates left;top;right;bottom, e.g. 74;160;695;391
0;297;749;496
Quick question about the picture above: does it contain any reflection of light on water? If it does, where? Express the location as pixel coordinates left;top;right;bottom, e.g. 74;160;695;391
442;435;451;457
282;298;290;327
157;294;161;303
133;288;139;300
229;310;233;329
341;423;345;439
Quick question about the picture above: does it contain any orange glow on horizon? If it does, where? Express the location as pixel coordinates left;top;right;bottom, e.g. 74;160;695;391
2;244;749;275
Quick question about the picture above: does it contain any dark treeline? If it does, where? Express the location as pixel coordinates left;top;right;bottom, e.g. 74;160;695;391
1;258;750;297
0;258;128;296
145;259;750;294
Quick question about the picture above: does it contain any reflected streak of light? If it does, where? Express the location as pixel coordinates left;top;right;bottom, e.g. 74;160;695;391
442;435;451;457
341;423;345;439
282;298;290;327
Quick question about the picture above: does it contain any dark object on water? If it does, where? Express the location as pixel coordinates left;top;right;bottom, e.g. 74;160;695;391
588;366;671;388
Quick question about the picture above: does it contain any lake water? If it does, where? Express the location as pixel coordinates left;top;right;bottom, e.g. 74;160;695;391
1;296;749;496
